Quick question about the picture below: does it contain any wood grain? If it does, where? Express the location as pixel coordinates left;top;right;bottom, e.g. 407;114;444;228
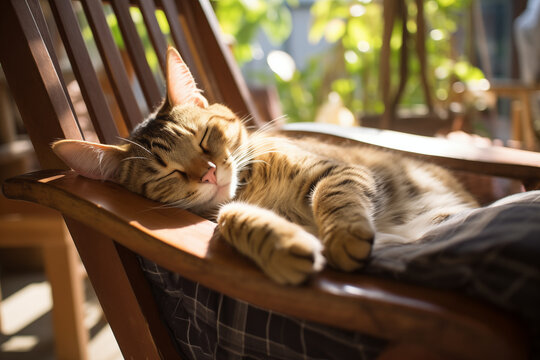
80;0;143;131
134;0;168;74
110;0;162;111
48;0;120;144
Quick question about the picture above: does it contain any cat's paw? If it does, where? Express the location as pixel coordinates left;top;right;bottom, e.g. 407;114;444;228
262;230;325;285
322;218;374;271
217;202;325;285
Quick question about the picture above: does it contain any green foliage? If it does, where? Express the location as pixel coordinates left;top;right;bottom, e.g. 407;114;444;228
213;0;295;64
216;0;485;123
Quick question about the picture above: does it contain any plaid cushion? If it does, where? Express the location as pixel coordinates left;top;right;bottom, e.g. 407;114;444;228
139;258;387;359
140;191;540;359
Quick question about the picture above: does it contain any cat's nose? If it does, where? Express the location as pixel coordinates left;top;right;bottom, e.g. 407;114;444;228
201;162;217;184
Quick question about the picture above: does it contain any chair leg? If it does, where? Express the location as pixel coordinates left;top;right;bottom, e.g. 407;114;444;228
42;224;88;360
520;92;538;151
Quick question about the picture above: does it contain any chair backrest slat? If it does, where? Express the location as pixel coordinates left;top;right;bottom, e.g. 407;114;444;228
134;0;168;74
0;0;82;169
157;0;217;101
185;1;262;124
80;0;143;131
110;0;163;112
49;0;121;144
29;0;84;137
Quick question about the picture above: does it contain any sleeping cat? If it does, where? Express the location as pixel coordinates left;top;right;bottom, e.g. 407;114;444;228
52;47;478;285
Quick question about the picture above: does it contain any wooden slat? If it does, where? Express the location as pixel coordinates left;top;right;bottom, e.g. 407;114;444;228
0;0;80;169
63;218;180;360
157;0;209;96
182;0;263;125
134;0;168;74
48;0;120;144
3;170;529;360
80;0;143;131
110;0;162;111
115;243;181;359
171;0;219;103
28;0;82;130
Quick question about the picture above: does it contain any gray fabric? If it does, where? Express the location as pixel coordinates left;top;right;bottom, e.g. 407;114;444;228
140;258;387;359
140;191;540;359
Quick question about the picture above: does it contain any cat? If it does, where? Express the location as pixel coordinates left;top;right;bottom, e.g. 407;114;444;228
52;47;478;285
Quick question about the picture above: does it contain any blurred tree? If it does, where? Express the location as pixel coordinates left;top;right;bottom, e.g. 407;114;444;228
214;0;487;124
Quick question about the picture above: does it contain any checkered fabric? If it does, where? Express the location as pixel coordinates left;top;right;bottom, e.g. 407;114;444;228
139;260;387;359
139;191;540;359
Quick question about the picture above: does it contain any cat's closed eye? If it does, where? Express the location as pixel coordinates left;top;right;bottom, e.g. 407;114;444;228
169;169;188;181
199;126;210;154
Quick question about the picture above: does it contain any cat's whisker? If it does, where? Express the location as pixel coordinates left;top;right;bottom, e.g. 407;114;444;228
239;114;255;127
118;137;152;155
121;156;150;162
231;137;278;161
247;117;286;136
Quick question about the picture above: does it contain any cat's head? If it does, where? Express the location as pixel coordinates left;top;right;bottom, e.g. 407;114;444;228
52;47;248;213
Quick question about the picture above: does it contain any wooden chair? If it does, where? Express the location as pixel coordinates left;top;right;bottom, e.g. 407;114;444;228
1;0;540;359
0;74;87;359
489;80;540;151
0;141;87;360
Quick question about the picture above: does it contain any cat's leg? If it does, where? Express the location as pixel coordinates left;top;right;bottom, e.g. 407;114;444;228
310;167;376;271
217;202;325;285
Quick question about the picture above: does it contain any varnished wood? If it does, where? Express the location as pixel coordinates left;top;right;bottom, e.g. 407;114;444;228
43;227;88;360
490;80;540;151
2;169;529;360
183;0;263;125
0;195;88;360
81;0;143;131
157;0;208;96
63;217;180;359
48;0;120;144
27;0;78;122
134;0;168;74
110;0;163;111
0;0;80;169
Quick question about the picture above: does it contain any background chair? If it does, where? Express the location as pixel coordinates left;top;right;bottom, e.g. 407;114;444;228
0;79;87;359
1;0;540;359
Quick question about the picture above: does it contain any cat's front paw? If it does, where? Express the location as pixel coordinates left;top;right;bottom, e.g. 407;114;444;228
263;230;325;285
322;219;374;271
217;203;325;285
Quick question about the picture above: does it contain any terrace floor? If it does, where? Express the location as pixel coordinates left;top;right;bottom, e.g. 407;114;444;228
0;269;122;360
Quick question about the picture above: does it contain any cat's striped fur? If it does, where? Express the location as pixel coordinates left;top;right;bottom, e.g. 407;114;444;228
53;47;478;284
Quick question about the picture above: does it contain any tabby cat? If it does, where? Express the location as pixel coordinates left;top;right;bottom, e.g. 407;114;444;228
52;47;478;285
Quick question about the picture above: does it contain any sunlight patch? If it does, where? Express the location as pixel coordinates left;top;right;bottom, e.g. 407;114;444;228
1;335;39;352
0;281;52;335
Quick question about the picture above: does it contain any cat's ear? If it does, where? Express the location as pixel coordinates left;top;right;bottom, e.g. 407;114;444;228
166;46;208;108
52;139;127;181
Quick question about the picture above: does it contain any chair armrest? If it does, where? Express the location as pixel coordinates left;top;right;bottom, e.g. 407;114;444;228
282;123;540;189
2;169;527;359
